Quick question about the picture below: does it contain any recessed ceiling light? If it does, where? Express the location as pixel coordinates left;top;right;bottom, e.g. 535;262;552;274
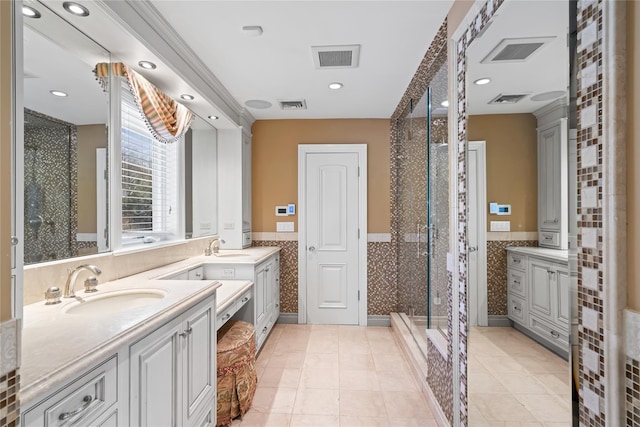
474;77;492;86
208;115;219;120
241;26;263;37
63;2;90;16
245;99;272;109
328;82;343;90
138;61;157;70
22;6;41;18
180;94;195;101
441;100;449;108
50;90;68;97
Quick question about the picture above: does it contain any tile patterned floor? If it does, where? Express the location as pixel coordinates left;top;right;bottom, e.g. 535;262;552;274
231;323;437;427
468;326;572;427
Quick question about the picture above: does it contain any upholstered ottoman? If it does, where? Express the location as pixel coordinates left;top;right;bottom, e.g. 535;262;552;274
216;320;258;426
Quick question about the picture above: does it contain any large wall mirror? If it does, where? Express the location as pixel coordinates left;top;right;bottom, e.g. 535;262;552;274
21;1;220;265
464;0;576;424
23;0;110;265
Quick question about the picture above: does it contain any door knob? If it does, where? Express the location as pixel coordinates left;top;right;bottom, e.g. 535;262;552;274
308;246;316;252
469;246;478;252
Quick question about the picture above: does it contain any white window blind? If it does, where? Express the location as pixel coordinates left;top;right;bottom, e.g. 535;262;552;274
120;82;180;245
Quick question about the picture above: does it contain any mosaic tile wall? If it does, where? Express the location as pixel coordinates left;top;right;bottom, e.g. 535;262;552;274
486;240;537;315
455;1;505;424
0;370;19;427
575;0;608;424
253;239;397;316
627;357;640;427
23;109;78;265
389;19;451;424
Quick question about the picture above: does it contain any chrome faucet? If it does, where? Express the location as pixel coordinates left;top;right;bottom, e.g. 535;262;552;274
204;237;222;256
64;264;102;298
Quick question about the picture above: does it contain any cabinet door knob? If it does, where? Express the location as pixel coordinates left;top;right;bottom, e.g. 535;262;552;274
308;246;316;252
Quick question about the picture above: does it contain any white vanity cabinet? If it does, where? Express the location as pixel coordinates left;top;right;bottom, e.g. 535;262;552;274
506;247;570;358
22;357;119;427
129;294;216;427
535;100;568;250
203;251;280;350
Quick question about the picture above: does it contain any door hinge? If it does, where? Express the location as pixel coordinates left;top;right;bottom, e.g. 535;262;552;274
358;229;360;239
357;166;360;177
104;169;108;180
358;290;360;300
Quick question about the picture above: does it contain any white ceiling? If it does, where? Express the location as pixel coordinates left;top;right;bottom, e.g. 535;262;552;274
466;0;569;115
149;0;454;120
23;0;568;129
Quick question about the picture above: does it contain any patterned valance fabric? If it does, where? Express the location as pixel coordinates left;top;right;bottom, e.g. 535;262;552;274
94;62;194;144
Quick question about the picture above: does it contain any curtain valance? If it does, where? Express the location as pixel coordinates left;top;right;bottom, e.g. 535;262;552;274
94;62;194;144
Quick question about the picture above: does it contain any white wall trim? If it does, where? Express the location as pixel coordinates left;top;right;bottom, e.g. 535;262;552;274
487;231;539;241
367;233;391;243
252;232;299;242
469;141;487;327
297;144;368;326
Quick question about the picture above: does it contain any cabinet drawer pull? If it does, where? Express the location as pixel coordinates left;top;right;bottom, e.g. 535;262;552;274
179;327;193;338
241;297;249;303
550;330;560;338
265;267;270;272
512;258;521;264
513;305;521;312
195;273;202;278
275;303;279;308
263;326;268;333
513;280;520;286
59;395;93;421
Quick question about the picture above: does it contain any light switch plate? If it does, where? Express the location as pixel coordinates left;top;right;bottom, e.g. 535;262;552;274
276;222;294;232
490;221;511;231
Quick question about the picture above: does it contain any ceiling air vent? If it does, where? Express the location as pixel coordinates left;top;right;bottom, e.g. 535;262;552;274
481;37;555;63
489;93;529;105
311;44;360;69
279;100;307;110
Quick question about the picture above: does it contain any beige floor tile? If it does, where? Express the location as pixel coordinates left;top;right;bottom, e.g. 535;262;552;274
376;369;419;392
339;352;375;371
368;338;402;355
307;332;339;354
467;355;491;374
381;390;434;419
372;352;410;372
339;389;387;418
290;414;340;427
512;355;568;374
293;388;340;416
339;369;380;391
475;355;527;375
339;415;390;426
468;372;509;394
390;418;439;427
470;393;539;423
231;412;292;426
311;324;338;332
299;366;339;389
339;340;371;355
259;367;301;388
303;353;339;370
514;394;572;423
495;372;550;394
267;351;306;369
251;386;298;414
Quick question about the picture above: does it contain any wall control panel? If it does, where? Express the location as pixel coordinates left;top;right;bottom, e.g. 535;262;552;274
489;202;511;215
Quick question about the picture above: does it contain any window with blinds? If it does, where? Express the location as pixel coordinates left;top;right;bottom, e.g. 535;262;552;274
120;83;180;245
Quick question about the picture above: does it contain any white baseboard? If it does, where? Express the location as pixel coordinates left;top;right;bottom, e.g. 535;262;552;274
488;315;512;327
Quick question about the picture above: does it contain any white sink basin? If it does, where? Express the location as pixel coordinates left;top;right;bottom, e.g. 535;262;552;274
62;289;167;315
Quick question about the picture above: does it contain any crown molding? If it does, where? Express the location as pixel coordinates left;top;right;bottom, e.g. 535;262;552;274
95;0;255;129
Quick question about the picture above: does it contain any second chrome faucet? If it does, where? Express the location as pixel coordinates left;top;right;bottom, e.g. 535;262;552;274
63;264;102;298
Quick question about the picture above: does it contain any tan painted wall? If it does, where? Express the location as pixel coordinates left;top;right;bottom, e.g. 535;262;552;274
0;1;12;321
467;114;538;232
447;0;475;38
628;1;640;311
77;125;107;233
251;119;391;233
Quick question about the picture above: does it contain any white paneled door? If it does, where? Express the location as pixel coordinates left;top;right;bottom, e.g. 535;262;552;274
299;145;366;325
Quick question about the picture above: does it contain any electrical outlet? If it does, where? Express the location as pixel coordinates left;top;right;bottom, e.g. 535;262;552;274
222;268;235;278
200;222;211;231
224;222;235;230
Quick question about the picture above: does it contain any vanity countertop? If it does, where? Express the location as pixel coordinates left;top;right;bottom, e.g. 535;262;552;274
506;246;569;263
20;246;279;408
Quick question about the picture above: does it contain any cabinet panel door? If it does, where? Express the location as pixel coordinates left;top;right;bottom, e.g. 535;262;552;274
255;265;267;327
265;261;275;317
183;304;215;426
130;328;179;427
555;268;571;327
538;124;562;231
529;261;552;319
